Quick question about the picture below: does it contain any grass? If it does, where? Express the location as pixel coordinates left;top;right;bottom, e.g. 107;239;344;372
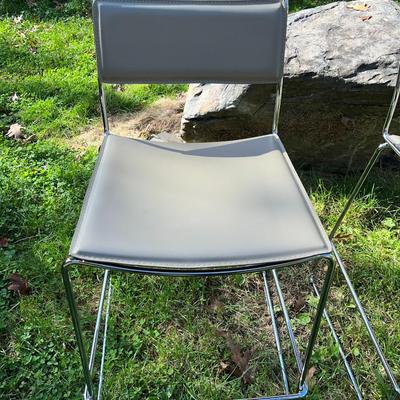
1;137;399;399
0;1;399;399
0;17;185;139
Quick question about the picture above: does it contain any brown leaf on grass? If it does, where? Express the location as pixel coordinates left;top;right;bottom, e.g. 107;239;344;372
219;361;229;373
361;15;372;21
305;366;317;388
8;273;32;296
347;3;370;11
217;330;254;384
334;232;352;242
293;295;306;313
6;123;25;140
0;237;8;248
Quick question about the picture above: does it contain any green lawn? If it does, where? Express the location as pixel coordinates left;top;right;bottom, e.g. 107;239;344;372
0;1;399;399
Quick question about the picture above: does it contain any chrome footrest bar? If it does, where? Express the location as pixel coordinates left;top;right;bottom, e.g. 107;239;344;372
271;269;304;375
97;275;112;400
263;272;290;394
64;254;335;400
310;278;362;399
84;270;111;399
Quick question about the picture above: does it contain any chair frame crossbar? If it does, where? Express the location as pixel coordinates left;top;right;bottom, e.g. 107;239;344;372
61;0;399;396
63;254;336;400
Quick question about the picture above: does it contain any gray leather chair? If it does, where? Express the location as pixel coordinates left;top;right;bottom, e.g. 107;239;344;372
62;1;338;399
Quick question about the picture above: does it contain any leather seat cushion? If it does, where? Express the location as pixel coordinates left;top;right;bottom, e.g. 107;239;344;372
70;134;331;270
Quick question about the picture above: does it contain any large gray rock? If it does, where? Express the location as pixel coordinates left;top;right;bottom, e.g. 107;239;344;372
181;0;400;171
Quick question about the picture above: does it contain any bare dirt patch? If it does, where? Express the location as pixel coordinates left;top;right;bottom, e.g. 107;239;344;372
65;95;185;150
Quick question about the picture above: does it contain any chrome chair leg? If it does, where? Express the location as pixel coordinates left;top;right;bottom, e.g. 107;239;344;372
305;139;400;396
83;269;111;399
261;256;335;398
263;271;290;395
63;254;336;400
97;277;112;400
311;244;400;399
332;245;400;396
329;142;389;241
310;278;362;399
299;256;335;388
271;270;304;375
62;260;95;399
62;260;113;400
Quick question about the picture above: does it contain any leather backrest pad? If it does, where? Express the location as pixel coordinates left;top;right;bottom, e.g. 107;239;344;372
93;0;287;84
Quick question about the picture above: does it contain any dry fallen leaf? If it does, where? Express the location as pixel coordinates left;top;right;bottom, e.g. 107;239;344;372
361;15;372;21
334;232;352;242
0;237;9;248
217;330;254;384
6;123;25;140
8;273;32;296
347;3;370;11
219;361;229;373
305;366;317;387
293;295;306;313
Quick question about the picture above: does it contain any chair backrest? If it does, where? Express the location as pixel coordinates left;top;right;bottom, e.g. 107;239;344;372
92;0;288;84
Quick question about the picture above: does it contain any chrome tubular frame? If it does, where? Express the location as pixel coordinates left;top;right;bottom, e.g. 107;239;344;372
263;272;290;395
310;278;362;400
62;251;335;400
98;79;110;135
315;62;400;397
329;142;389;240
272;77;284;135
383;63;400;139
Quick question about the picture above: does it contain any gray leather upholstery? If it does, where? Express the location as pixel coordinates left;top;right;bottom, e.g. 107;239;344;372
70;134;331;270
387;134;400;154
92;0;287;84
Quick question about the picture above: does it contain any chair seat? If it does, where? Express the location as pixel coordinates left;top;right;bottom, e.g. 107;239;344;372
70;134;331;271
387;134;400;156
